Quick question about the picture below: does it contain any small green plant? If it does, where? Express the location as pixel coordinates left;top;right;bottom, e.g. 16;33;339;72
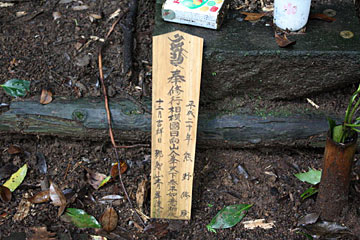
0;79;30;97
328;84;360;143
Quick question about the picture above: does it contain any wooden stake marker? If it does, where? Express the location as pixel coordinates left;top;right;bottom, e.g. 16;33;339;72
151;31;203;220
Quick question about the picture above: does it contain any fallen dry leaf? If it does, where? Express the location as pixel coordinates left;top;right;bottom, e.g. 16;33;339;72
243;219;275;229
7;145;22;154
309;13;336;22
240;12;266;21
275;32;296;48
136;179;148;211
28;190;50;204
144;222;169;238
27;226;56;240
40;89;53;105
86;170;108;190
49;181;67;216
13;193;31;221
340;30;354;39
0;186;12;202
100;207;118;232
110;161;128;178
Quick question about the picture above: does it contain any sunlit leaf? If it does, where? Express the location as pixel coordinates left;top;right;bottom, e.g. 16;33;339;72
66;208;101;228
28;190;50;204
0;79;30;97
40;89;53;105
99;176;111;188
3;163;28;192
206;204;252;233
49;181;67;216
294;169;322;185
100;207;118;232
90;236;108;240
0;186;12;202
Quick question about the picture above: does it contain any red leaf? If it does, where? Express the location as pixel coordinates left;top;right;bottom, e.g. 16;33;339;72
110;161;128;178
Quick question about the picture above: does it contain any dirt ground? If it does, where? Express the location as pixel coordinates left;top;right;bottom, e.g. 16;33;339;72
1;0;360;239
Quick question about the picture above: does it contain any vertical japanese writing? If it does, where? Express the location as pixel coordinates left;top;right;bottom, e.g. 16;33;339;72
166;33;187;218
153;98;164;217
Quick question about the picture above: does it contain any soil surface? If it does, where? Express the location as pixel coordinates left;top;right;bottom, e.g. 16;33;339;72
1;0;360;240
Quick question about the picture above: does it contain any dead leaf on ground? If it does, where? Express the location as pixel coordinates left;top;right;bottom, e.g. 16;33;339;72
100;207;118;232
7;145;23;154
275;32;296;48
240;12;266;21
144;222;169;238
28;190;50;204
40;89;53;105
0;186;12;202
110;161;128;178
86;169;108;190
243;219;275;229
136;179;148;211
309;13;336;22
27;226;56;240
13;193;31;221
340;30;354;39
49;181;67;216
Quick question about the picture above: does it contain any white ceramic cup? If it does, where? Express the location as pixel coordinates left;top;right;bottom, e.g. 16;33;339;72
273;0;311;31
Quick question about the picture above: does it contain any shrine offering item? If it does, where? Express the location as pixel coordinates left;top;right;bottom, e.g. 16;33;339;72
151;31;203;220
161;0;229;29
273;0;311;31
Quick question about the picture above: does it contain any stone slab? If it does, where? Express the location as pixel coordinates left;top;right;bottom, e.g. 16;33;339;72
154;0;360;103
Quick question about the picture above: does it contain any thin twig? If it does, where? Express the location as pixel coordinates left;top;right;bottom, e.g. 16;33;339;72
98;9;148;149
98;9;147;229
114;148;146;228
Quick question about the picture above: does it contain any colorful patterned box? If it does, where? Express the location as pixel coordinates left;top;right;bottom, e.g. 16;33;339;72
161;0;229;30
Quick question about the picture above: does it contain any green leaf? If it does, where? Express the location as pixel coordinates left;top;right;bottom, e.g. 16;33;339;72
0;79;30;97
300;187;319;200
98;176;111;188
66;208;101;228
206;204;252;233
294;169;322;185
3;163;28;192
332;125;344;143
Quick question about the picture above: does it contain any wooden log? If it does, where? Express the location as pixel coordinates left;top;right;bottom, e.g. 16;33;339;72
0;97;336;147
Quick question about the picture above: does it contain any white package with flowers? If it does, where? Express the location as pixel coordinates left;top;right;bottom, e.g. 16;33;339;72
161;0;228;30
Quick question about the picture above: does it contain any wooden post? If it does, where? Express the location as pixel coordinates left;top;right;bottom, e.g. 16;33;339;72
151;31;203;220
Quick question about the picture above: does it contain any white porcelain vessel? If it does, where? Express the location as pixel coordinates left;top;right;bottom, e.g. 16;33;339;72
273;0;311;31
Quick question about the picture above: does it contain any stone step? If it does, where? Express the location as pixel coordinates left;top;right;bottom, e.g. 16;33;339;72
154;0;360;104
